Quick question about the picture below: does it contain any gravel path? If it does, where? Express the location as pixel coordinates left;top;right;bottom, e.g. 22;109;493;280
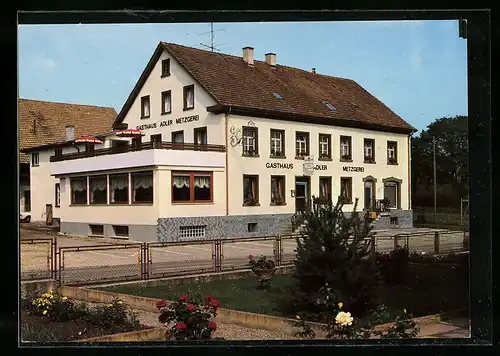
82;300;298;340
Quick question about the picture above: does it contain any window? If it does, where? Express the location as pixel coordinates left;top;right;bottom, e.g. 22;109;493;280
340;136;352;161
109;174;129;204
243;175;259;205
340;177;352;204
70;177;87;204
390;217;399;225
194;127;207;146
319;177;332;201
270;129;285;157
179;226;206;240
54;148;63;157
387;141;398;164
172;131;184;144
319;134;331;159
161;58;171;77
113;225;129;237
55;183;60;207
161;90;172;114
364;138;375;163
89;224;104;236
271;176;286;205
172;172;213;203
89;175;107;204
131;137;142;150
248;223;257;232
141;95;151;118
384;181;399;209
85;143;95;152
132;171;153;203
151;134;162;147
31;152;39;167
295;132;310;158
183;84;195;110
323;101;337;112
242;126;258;156
65;126;75;141
272;93;282;100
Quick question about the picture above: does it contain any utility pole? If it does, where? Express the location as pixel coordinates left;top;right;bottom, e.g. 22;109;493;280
433;136;437;223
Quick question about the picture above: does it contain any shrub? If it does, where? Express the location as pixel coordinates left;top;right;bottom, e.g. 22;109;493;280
88;297;140;331
248;255;276;270
30;290;76;322
21;321;58;343
157;293;219;340
376;246;410;285
285;197;381;321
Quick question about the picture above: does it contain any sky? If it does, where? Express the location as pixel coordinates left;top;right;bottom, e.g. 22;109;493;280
18;20;467;133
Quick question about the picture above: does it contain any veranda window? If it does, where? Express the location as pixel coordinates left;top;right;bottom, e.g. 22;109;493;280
132;171;153;203
89;175;107;204
110;174;129;204
71;178;87;204
172;172;213;203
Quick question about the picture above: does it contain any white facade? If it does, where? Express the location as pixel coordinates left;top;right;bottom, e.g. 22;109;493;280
26;46;413;241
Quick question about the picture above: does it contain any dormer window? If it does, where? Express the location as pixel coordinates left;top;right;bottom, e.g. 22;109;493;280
161;58;171;77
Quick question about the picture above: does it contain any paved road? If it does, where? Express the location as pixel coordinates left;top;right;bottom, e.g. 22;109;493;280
20;227;467;284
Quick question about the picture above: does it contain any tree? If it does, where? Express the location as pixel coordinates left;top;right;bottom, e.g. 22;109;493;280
411;115;468;207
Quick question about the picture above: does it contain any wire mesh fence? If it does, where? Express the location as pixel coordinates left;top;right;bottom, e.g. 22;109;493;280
220;236;278;271
146;240;217;278
58;243;143;285
21;238;54;281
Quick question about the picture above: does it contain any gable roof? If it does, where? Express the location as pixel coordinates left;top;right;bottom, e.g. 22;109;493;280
19;99;117;163
113;42;416;134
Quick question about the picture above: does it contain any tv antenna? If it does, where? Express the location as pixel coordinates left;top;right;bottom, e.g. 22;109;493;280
198;22;224;52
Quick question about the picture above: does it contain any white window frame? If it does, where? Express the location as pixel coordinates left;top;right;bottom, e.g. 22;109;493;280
364;142;373;159
319;135;330;157
388;144;397;159
31;152;40;167
340;139;350;157
243;127;257;154
296;133;308;156
270;130;283;155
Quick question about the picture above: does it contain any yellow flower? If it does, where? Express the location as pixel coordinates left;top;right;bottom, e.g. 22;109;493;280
42;310;47;315
296;315;301;320
338;302;343;309
62;297;68;301
106;304;113;307
404;308;407;314
117;301;123;304
335;311;353;327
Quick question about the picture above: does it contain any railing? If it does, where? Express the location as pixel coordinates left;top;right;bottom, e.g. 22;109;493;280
50;141;226;162
20;230;469;285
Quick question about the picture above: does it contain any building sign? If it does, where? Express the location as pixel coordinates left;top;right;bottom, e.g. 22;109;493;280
342;166;365;172
314;165;327;171
266;162;294;169
136;115;200;131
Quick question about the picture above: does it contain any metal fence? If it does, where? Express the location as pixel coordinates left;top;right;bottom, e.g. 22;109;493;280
20;230;469;285
20;238;55;281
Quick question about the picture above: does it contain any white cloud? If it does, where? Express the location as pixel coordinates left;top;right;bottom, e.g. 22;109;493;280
31;56;57;69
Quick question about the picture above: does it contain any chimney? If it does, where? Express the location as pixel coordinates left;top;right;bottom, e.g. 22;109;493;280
242;46;254;65
312;68;316;74
265;52;276;67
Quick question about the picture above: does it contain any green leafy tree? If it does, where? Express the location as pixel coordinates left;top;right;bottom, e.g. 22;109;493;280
285;197;381;321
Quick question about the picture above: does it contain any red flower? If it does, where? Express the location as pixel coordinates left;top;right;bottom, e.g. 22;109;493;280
179;295;188;302
209;298;220;308
175;322;187;331
156;300;168;309
208;321;217;330
205;294;214;302
187;304;196;311
248;255;254;260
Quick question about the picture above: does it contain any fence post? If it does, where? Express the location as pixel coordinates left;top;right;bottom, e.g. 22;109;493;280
434;231;440;254
393;234;399;250
406;234;410;251
52;237;57;280
370;235;376;264
275;235;281;266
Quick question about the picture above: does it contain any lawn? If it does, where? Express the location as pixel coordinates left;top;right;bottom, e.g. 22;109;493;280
99;263;469;321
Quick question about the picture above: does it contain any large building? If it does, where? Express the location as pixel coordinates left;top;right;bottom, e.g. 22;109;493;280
21;42;417;242
18;99;117;222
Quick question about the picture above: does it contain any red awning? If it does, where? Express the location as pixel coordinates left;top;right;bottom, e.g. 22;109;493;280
115;129;145;138
74;136;104;144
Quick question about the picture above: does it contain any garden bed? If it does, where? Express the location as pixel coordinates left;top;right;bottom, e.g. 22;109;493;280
99;262;469;323
20;309;151;342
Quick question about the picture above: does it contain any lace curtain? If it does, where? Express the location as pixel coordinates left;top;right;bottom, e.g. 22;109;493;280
71;179;86;192
271;178;282;199
194;176;210;188
133;174;153;189
244;178;256;199
186;89;194;107
173;176;189;188
111;176;128;190
320;179;329;198
91;178;107;192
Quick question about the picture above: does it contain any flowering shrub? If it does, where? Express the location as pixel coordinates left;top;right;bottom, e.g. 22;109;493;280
89;297;140;330
30;290;76;322
248;255;276;270
157;293;220;340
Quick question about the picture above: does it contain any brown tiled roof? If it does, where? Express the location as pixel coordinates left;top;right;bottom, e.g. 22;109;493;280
114;42;416;134
19;99;117;163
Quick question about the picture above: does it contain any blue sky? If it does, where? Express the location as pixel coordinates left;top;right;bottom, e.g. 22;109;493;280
18;21;467;133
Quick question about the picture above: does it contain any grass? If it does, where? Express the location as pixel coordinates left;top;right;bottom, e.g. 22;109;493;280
100;263;468;321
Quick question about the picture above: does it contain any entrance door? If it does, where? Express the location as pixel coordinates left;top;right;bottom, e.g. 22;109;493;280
364;180;374;210
295;179;309;212
46;204;53;225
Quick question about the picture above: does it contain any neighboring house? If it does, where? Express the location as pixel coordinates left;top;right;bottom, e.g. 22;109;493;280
22;42;417;242
18;99;117;223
